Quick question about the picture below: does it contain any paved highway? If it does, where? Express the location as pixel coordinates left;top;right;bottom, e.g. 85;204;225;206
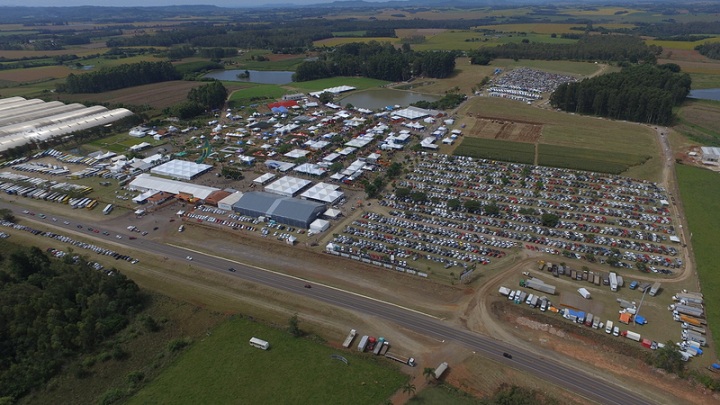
5;206;660;405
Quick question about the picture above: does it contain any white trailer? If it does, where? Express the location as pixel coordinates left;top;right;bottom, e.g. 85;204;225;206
433;362;449;379
649;282;661;296
578;287;591;299
609;272;618;292
342;329;357;348
357;335;369;352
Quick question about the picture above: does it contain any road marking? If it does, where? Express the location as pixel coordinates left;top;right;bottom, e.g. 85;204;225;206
168;244;441;320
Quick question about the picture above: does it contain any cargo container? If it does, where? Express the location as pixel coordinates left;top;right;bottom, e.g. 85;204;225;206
677;314;706;326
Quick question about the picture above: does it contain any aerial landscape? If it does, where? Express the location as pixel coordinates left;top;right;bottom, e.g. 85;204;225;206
2;0;720;404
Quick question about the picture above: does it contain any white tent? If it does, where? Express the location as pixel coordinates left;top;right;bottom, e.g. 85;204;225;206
264;176;312;197
151;159;212;180
310;218;330;233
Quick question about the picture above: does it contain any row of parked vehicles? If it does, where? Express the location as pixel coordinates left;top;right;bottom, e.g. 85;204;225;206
0;220;139;265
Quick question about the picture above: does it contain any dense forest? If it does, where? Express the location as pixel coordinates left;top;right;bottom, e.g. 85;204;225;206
549;64;691;125
470;35;661;64
293;42;456;82
695;42;720;60
57;61;180;93
0;241;145;401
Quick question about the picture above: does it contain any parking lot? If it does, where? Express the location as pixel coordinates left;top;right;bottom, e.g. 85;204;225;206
326;153;684;281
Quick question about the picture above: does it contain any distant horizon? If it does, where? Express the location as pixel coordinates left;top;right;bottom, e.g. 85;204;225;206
0;0;671;8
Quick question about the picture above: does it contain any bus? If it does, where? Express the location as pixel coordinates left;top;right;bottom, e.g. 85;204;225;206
249;337;270;350
103;203;114;215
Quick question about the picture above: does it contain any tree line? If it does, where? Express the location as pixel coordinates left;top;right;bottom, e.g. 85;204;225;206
695;42;720;60
470;35;661;64
0;241;145;401
293;41;456;82
170;81;228;119
56;61;180;93
549;64;691;125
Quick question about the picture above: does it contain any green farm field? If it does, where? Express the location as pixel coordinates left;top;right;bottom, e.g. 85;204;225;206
456;97;661;180
128;316;407;405
537;144;649;174
461;98;657;153
676;164;720;350
454;138;535;165
227;83;289;107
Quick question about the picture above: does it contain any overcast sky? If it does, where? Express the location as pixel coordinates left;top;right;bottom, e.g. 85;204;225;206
2;0;348;6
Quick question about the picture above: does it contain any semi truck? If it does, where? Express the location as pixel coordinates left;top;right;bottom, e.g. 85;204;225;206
622;330;642;341
373;337;386;355
609;272;618;292
649;282;662;297
342;329;357;348
374;340;389;355
682;323;706;334
672;304;704;318
385;352;416;366
675;314;706;326
521;278;557;295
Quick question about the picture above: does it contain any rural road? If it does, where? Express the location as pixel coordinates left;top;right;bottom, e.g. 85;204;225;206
3;204;662;405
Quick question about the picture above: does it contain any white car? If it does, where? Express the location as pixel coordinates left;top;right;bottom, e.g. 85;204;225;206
116;235;122;239
186;256;193;261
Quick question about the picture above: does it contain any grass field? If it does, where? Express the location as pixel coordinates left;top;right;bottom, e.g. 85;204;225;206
493;58;604;76
646;36;720;51
0;65;73;83
675;164;720;350
128;316;407;405
454;138;535;165
456;97;661;181
688;73;720;89
227;84;289;107
675;99;720;146
288;76;389;92
537;144;649;174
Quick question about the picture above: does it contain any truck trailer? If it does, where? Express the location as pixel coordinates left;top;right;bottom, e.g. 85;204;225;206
521;278;557;295
342;329;357;348
622;330;641;341
649;282;662;296
385;352;416;367
357;335;369;352
373;337;386;355
433;362;449;379
609;272;618;292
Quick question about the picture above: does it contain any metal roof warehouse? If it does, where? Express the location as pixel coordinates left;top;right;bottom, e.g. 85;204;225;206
231;191;326;229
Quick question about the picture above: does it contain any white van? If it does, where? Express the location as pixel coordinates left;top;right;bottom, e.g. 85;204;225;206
605;321;614;334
